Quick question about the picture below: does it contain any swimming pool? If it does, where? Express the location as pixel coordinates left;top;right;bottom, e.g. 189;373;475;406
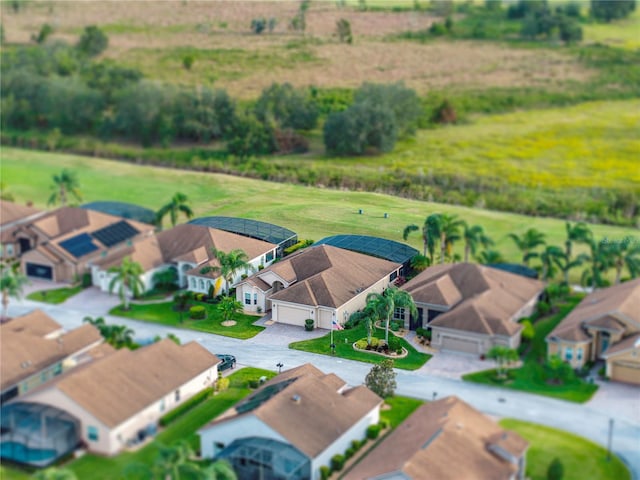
0;441;58;465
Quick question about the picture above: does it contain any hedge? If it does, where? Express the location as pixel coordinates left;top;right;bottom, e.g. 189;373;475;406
189;305;206;319
159;387;213;427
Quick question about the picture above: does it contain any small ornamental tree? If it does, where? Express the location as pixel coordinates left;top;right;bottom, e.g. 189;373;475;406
547;458;564;480
77;25;108;57
365;359;397;398
487;346;518;380
219;296;243;323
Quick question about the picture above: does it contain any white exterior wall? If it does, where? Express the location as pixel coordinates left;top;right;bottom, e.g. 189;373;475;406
310;406;380;480
199;414;289;459
92;266;157;295
236;284;268;314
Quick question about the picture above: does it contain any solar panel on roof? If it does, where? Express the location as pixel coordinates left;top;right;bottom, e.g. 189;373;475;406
59;233;99;258
91;221;139;247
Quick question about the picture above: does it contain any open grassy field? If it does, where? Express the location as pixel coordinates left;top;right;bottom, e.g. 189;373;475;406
2;147;637;274
583;8;640;50
500;419;631;480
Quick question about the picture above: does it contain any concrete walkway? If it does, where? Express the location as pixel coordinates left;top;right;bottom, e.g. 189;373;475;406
7;286;640;478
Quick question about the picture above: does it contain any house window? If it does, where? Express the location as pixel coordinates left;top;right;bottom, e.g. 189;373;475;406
199;279;204;289
175;389;181;402
565;347;573;361
214;442;225;455
393;308;405;320
266;251;274;262
577;348;583;361
190;278;196;289
88;426;99;442
40;371;48;383
245;293;251;305
53;363;62;375
390;271;398;281
253;293;257;305
5;244;14;256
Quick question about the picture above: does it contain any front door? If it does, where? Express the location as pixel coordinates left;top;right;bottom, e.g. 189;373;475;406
409;308;423;330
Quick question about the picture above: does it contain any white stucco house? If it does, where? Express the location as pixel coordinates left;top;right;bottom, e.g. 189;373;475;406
198;363;383;480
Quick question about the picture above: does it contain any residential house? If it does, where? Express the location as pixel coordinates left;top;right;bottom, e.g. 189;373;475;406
0;200;46;259
198;363;383;480
92;224;278;296
16;339;221;455
343;396;528;480
235;245;402;329
0;309;103;404
401;263;544;355
15;206;154;283
546;278;640;384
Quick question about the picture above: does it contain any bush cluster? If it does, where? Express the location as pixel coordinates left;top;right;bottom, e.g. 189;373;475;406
189;305;206;320
366;424;381;439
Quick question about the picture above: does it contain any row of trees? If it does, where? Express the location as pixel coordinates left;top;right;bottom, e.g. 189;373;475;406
403;213;640;288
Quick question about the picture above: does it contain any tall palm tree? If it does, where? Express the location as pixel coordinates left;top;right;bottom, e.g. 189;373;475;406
107;324;135;348
403;213;443;264
48;169;82;206
409;254;431;272
581;238;613;289
201;249;253;295
349;304;377;346
508;228;546;266
438;213;463;264
1;259;29;319
605;237;640;284
538;245;565;281
461;222;493;263
554;251;589;286
108;256;144;310
156;192;194;228
366;287;417;344
564;221;592;262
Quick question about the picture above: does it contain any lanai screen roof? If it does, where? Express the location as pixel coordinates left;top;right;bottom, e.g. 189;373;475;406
82;201;156;225
314;235;419;265
189;216;297;246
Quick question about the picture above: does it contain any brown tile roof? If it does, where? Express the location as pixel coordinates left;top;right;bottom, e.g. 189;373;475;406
343;396;527;480
547;279;640;343
92;235;165;271
156;224;275;266
262;245;401;308
602;333;640;358
0;200;43;227
1;310;102;390
404;263;543;337
585;315;626;333
53;340;220;427
203;363;382;458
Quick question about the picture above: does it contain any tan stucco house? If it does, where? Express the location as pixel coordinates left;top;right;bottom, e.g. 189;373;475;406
401;263;544;355
1;200;46;259
19;339;221;455
199;363;383;480
546;278;640;384
91;223;278;296
343;396;528;480
15;206;154;283
235;245;402;329
1;309;103;404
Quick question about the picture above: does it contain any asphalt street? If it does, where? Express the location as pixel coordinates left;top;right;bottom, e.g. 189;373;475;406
7;293;640;478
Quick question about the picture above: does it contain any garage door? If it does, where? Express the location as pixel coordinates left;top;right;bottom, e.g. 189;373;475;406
611;362;640;385
26;263;53;280
441;336;480;354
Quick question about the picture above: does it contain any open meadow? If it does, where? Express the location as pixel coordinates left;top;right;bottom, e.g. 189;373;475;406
3;147;637;273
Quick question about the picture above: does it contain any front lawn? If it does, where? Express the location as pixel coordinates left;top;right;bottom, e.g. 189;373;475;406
109;301;264;339
2;368;273;480
26;285;83;304
380;396;424;428
464;296;598;403
500;419;631;480
289;323;430;370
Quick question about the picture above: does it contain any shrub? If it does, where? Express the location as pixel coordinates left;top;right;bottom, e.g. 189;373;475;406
77;25;109;57
305;318;315;331
536;301;551;316
547;458;564;480
330;454;345;472
182;54;195;70
378;418;389;429
351;439;362;451
284;239;314;256
520;319;535;341
388;336;401;352
159;387;213;426
366;424;381;440
81;272;92;288
248;379;260;389
345;446;355;459
216;376;230;393
319;465;331;480
355;339;368;349
189;305;206;320
369;337;380;348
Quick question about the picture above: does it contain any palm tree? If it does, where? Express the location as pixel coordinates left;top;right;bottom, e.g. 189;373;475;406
564;221;592;262
538;245;565;281
403;213;441;264
409;254;430;272
107;324;135;348
605;237;640;284
476;249;505;265
508;228;546;266
461;222;493;263
156;192;194;228
366;287;417;344
83;316;108;336
219;296;243;322
201;249;253;295
48;169;82;206
581;238;613;289
108;256;144;310
1;259;29;319
349;304;377;346
554;251;589;286
438;213;463;264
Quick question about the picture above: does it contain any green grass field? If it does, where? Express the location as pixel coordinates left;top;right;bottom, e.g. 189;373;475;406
583;9;640;50
2;147;637;278
500;419;631;480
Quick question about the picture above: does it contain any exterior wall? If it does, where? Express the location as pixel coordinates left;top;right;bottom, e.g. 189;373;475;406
311;406;380;480
430;326;519;355
605;348;640;385
93;266;157;294
546;339;592;369
199;415;289;459
236;283;269;314
188;275;219;295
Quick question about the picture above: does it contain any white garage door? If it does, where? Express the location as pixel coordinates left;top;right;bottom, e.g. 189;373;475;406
441;336;480;354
